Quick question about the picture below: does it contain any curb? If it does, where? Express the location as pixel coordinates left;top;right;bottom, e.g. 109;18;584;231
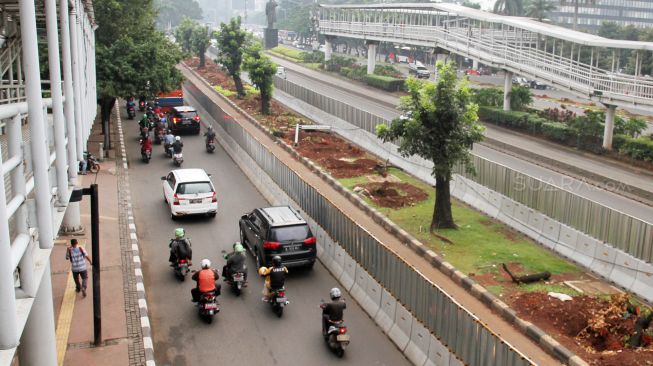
115;104;156;366
181;64;588;366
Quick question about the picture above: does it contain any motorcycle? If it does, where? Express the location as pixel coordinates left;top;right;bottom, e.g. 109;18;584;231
127;105;136;120
173;258;190;281
173;153;183;167
139;140;152;164
321;301;350;358
164;143;174;158
79;153;100;174
139;126;149;141
138;97;146;112
197;292;219;324
206;137;216;153
267;287;288;318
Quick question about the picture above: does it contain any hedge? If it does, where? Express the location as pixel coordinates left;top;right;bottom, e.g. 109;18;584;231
362;74;405;91
618;136;653;162
269;46;303;62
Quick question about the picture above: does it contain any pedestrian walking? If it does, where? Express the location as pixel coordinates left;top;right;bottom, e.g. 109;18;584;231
65;239;92;297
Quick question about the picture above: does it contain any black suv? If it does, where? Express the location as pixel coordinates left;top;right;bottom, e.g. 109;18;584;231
239;206;316;269
167;106;201;135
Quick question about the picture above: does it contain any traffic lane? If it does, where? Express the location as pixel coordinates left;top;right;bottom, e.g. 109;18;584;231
123;111;410;365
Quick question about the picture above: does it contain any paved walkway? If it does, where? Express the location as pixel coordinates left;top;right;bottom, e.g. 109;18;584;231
268;54;653;206
51;120;145;366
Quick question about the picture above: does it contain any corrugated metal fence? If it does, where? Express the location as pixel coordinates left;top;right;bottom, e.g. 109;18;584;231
186;80;533;366
274;77;653;264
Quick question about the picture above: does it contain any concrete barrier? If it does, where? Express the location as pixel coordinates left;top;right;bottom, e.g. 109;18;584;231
339;255;357;292
319;227;336;269
486;190;502;217
328;245;346;279
571;232;596;268
526;209;545;238
363;273;382;318
511;203;532;234
632;262;653;303
405;319;432;366
538;216;561;249
388;302;413;351
609;251;638;290
424;335;451;366
496;197;518;227
375;289;397;334
590;242;616;280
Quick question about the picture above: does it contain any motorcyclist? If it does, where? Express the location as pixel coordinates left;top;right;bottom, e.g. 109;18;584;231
172;136;183;154
204;126;217;144
163;129;175;150
140;134;153;155
320;287;347;336
191;259;221;302
222;242;247;284
138;114;149;129
126;98;135;110
258;255;288;302
169;228;192;266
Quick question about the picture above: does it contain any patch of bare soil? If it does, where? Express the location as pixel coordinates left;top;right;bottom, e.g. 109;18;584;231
508;292;653;366
359;181;428;208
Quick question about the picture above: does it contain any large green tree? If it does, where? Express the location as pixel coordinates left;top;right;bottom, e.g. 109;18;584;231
493;0;524;16
243;44;277;115
155;0;203;29
377;62;485;230
526;0;555;21
191;24;211;68
174;17;195;53
216;17;249;98
95;0;183;149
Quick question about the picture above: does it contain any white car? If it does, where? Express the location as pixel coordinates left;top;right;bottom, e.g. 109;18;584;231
276;66;287;79
162;169;217;220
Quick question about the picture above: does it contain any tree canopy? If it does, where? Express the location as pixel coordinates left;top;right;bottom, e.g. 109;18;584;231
215;17;249;97
377;62;485;230
526;0;555;22
155;0;203;29
493;0;524;16
243;44;277;115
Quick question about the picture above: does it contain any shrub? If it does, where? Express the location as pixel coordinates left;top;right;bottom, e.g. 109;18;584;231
541;122;573;143
618;136;653;162
374;64;402;78
301;51;324;63
473;88;503;107
477;106;531;129
363;74;405;91
269;46;303;61
509;85;532;111
538;107;576;122
214;85;236;97
615;116;648;138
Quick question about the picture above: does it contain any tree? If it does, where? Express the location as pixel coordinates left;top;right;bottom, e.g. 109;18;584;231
525;0;555;21
559;0;595;30
174;17;195;53
462;1;481;9
95;0;183;149
493;0;524;16
190;24;211;68
155;0;203;29
216;17;249;98
377;62;485;230
243;44;277;115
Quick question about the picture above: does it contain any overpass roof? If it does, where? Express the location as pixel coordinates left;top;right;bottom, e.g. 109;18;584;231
319;3;653;51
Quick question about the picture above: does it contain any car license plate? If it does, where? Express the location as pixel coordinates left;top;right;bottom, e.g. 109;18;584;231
284;244;301;252
182;120;191;125
276;297;287;304
190;199;202;204
233;273;244;281
336;334;350;342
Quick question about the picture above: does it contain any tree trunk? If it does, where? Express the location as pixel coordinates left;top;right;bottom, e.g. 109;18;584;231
198;46;206;68
233;75;245;98
261;91;270;115
430;174;456;231
99;97;115;150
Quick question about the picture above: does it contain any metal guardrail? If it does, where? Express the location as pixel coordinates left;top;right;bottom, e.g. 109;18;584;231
273;76;653;264
185;80;533;366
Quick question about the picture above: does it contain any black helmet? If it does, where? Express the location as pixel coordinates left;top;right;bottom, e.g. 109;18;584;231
272;256;282;267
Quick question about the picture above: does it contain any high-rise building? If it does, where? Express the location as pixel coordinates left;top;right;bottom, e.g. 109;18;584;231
548;0;653;31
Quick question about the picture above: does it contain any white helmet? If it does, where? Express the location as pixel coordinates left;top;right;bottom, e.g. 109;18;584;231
175;136;181;141
201;259;211;269
330;287;341;300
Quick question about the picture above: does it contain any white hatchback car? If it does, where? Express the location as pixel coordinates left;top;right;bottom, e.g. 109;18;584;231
161;169;217;220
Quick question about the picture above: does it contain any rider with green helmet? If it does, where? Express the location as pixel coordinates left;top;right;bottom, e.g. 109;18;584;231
169;228;192;265
222;241;248;283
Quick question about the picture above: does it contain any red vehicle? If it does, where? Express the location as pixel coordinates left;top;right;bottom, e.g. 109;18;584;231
155;88;184;114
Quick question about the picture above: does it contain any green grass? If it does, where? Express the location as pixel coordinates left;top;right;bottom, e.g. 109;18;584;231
519;283;581;296
303;63;322;70
214;85;236;97
339;168;580;277
269;46;304;62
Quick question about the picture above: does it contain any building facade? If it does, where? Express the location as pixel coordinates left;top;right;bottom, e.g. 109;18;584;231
549;0;653;31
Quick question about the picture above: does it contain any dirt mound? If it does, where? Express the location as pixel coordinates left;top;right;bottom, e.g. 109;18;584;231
323;158;378;178
509;292;653;365
360;181;428;208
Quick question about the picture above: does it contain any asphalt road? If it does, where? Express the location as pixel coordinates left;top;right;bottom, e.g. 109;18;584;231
123;109;410;366
275;59;653;222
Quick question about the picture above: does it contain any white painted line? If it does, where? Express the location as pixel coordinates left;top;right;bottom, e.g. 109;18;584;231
132;244;139;251
130;232;137;240
135;268;143;277
138;298;148;309
140;316;150;328
143;337;154;349
136;282;145;292
146;360;156;366
133;256;141;263
129;223;136;231
123;163;128;169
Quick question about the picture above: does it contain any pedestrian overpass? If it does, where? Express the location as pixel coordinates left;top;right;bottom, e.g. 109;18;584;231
317;3;653;148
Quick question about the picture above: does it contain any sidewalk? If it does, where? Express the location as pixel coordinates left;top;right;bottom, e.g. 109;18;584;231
51;119;145;366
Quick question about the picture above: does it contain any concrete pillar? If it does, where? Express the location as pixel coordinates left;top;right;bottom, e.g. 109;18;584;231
472;59;478;70
18;263;57;366
367;41;378;75
503;70;513;111
602;105;617;150
45;0;69;206
20;0;54;250
324;36;334;62
70;7;84;161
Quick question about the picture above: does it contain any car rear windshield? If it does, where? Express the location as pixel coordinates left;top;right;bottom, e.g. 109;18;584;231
417;67;427;71
179;112;197;119
271;225;309;242
176;182;213;194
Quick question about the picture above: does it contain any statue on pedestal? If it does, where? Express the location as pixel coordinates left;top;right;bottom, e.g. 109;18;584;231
266;0;278;29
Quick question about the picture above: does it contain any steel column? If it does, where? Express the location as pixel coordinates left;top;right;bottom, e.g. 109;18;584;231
0;141;19;349
367;41;377;74
45;0;69;206
70;6;84;161
18;263;57;366
602;105;616;150
503;70;512;111
20;0;54;250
